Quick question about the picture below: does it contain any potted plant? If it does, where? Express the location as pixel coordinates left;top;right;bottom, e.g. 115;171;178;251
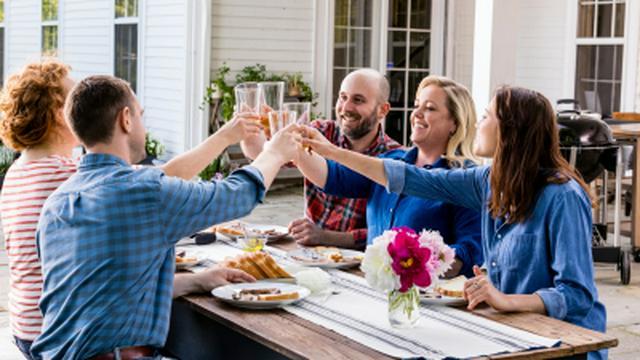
139;132;165;165
0;146;16;190
285;72;304;97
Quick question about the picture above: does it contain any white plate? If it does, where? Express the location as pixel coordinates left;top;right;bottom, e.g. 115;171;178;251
287;248;364;269
419;290;467;307
212;282;310;310
216;223;290;243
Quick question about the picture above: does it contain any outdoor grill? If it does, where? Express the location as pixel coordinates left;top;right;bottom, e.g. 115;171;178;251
556;99;631;284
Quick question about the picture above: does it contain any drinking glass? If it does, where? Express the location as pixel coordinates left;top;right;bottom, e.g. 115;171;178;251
268;110;297;136
234;82;259;114
237;225;266;252
283;102;312;125
258;82;285;138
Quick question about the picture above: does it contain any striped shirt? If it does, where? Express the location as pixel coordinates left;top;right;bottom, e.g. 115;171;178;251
0;155;77;341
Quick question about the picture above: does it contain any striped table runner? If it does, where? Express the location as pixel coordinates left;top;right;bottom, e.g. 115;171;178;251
179;241;560;359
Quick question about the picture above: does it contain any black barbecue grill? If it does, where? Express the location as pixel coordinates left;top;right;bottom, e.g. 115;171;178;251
557;99;631;284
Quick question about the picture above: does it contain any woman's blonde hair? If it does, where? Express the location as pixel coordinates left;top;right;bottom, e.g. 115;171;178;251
415;75;479;167
0;60;70;151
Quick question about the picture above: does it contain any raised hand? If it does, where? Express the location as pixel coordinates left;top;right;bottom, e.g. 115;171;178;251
263;123;303;164
219;111;263;145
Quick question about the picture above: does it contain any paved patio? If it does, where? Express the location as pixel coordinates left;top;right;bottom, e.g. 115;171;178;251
1;183;639;359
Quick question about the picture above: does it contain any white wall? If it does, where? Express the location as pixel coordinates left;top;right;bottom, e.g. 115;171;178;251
61;0;111;79
513;0;568;106
210;0;314;84
450;0;475;90
141;0;188;157
6;0;40;74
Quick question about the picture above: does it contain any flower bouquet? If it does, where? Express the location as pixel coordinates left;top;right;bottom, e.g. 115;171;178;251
361;227;455;327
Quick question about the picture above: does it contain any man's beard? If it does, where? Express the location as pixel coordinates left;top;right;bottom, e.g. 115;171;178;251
340;108;379;140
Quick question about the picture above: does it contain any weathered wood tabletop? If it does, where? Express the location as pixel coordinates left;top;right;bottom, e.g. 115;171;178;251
176;238;618;359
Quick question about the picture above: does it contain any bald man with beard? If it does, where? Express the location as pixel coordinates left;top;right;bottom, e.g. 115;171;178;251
241;69;401;250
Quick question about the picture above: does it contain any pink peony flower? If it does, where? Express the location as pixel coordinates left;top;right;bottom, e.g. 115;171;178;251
387;228;432;292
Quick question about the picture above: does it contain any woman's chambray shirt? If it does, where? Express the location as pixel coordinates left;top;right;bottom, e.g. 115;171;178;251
384;160;606;360
323;148;483;277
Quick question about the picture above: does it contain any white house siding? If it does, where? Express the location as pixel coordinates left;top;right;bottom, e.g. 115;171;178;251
61;0;112;79
6;0;40;75
636;32;640;112
141;0;188;157
450;0;475;90
210;0;314;85
513;0;568;106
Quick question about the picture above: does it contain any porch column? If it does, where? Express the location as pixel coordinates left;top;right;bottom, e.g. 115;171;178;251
471;0;519;115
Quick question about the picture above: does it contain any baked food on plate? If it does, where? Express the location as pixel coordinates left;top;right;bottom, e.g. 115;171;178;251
221;252;292;280
435;275;467;298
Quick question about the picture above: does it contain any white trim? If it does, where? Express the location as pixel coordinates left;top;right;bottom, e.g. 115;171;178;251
563;0;578;99
444;0;455;78
430;0;446;75
370;0;382;71
314;0;333;119
377;0;388;74
184;0;211;150
1;0;7;84
575;37;625;45
621;0;639;111
137;0;144;105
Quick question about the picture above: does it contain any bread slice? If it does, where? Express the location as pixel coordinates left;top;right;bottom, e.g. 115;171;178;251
222;252;292;280
435;275;467;298
257;292;299;301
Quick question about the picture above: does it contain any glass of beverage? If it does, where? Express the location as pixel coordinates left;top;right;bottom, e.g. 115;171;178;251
238;226;266;252
234;82;259;113
283;102;312;125
268;110;297;137
258;82;285;138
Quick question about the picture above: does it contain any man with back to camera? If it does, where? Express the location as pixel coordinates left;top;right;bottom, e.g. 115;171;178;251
31;75;302;359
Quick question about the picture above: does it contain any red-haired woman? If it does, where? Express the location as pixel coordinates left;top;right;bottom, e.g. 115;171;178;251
302;86;606;359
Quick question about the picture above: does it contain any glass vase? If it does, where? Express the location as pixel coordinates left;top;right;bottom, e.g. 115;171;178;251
387;286;421;328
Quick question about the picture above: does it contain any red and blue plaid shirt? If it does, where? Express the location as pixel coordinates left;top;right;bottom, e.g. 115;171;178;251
305;120;401;248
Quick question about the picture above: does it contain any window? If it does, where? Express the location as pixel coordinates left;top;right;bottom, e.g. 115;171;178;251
386;0;431;145
41;0;59;56
333;0;374;108
574;0;625;116
331;0;435;145
114;0;139;93
1;0;5;85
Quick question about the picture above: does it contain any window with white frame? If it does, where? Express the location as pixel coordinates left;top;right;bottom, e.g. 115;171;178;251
114;0;139;93
41;0;59;57
331;0;435;145
1;0;5;86
574;0;625;116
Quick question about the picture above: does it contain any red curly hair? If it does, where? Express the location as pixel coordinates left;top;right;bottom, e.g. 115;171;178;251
0;60;71;151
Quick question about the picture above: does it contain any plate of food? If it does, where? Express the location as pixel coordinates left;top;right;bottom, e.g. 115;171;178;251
419;275;468;307
220;251;295;282
175;255;200;270
213;221;289;242
287;246;364;269
212;282;310;310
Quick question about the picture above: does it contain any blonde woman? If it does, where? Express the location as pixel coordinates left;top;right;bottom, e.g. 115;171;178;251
293;75;482;277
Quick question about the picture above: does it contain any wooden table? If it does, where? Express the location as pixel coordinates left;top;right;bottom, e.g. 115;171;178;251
610;124;640;257
164;239;617;359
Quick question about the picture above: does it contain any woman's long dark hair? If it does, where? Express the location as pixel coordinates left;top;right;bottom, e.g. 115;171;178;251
489;86;591;223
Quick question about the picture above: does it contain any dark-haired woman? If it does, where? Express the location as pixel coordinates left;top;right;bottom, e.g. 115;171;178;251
302;86;606;359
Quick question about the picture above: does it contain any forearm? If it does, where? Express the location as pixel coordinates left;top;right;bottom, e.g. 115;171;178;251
296;151;328;188
322;230;357;249
162;133;232;179
328;147;387;187
504;293;546;314
240;135;266;160
250;150;286;189
173;273;203;298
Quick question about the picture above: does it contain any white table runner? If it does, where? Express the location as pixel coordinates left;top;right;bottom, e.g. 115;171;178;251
177;240;560;359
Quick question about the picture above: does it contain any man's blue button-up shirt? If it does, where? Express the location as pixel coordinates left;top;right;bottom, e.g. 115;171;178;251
384;160;606;359
32;154;265;360
323;148;483;277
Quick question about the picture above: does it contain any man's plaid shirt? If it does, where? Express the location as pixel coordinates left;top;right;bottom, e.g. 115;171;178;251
306;120;401;248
